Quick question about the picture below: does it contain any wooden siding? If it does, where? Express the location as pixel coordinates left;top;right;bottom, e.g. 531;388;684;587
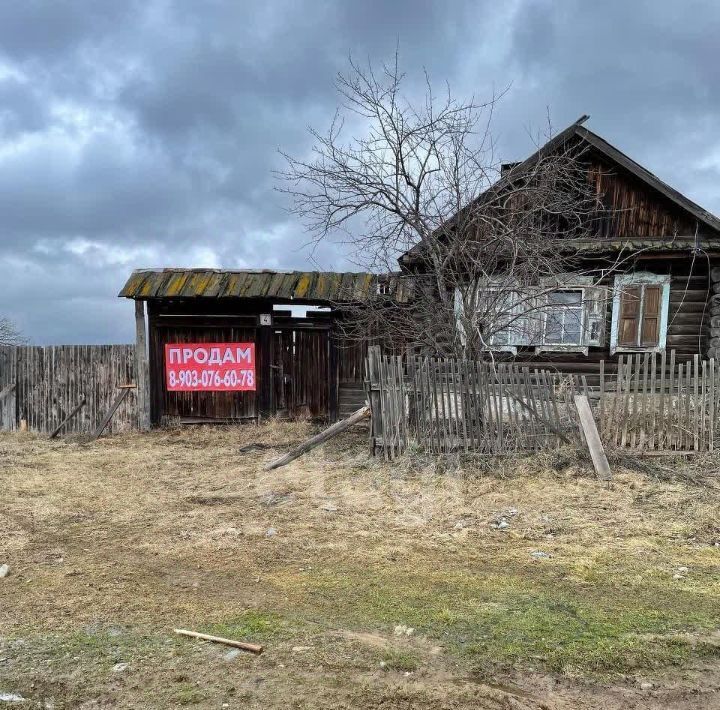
147;299;338;423
588;157;700;239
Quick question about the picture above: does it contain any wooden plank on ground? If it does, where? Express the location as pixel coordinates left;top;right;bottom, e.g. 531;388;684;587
263;405;370;471
574;394;612;481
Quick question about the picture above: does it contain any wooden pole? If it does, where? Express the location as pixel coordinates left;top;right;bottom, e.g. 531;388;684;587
135;300;151;431
263;405;370;471
574;394;612;480
48;397;86;439
366;346;383;455
174;628;263;655
91;388;131;441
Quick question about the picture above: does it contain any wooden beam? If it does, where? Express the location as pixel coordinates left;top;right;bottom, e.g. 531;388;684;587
135;300;151;431
174;628;263;655
574;394;612;480
91;388;130;441
48;397;86;439
263;405;370;471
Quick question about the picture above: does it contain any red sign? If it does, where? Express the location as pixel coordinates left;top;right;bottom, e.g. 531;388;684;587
165;342;255;391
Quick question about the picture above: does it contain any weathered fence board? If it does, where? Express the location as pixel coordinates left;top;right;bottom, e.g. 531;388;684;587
364;351;579;458
365;349;720;459
0;345;137;435
598;350;720;452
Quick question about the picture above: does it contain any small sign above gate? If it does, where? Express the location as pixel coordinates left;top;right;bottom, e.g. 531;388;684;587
165;343;256;392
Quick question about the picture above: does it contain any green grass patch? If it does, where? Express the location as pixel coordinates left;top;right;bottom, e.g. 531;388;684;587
380;649;421;672
290;562;720;676
204;609;298;642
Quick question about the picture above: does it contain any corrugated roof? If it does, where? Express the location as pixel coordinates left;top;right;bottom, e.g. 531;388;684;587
119;268;411;303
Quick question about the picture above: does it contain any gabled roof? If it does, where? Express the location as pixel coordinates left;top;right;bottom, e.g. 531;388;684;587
575;124;720;234
399;117;720;267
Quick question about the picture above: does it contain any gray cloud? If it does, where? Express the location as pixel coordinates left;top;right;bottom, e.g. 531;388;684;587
0;0;718;344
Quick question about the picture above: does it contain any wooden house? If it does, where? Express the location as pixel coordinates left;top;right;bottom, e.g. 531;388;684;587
120;119;720;427
398;117;720;378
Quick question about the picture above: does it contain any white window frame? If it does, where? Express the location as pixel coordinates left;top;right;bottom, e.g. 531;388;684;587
534;276;598;355
610;272;670;355
484;287;533;354
540;289;586;349
456;275;607;356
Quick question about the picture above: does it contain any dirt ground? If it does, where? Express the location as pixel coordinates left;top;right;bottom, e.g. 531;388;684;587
1;423;719;709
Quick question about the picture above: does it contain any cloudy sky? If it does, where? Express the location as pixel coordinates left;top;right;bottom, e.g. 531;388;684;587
1;0;719;344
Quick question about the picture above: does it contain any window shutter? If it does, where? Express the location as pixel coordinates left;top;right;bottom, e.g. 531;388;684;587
640;285;661;346
618;287;640;347
583;287;605;346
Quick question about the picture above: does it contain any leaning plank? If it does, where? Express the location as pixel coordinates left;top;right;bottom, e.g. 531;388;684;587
574;395;612;480
91;388;131;441
502;384;571;445
174;628;263;655
48;397;86;439
264;405;370;471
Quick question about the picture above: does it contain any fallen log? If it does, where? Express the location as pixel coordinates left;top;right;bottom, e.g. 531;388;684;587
174;628;263;655
263;405;370;471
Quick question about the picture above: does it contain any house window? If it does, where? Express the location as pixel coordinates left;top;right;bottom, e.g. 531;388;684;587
610;273;670;353
543;290;584;345
487;290;526;347
456;279;607;355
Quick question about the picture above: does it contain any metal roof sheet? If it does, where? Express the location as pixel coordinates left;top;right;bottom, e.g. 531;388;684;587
119;268;409;303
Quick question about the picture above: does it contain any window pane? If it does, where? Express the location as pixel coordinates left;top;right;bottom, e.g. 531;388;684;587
563;308;583;344
545;313;563;343
549;290;582;305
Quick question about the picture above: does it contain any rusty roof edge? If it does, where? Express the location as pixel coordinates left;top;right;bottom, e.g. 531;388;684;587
118;268;401;301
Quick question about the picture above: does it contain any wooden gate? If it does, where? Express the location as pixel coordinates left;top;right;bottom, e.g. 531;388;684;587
149;323;259;424
149;313;334;424
272;328;330;418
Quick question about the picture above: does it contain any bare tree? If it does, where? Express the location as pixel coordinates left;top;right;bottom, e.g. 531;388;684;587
279;56;615;359
0;317;25;346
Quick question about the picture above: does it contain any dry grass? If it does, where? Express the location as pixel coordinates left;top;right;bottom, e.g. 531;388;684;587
0;423;719;708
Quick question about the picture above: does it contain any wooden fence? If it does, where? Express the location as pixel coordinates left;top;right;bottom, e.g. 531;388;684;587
365;349;580;458
598;352;720;452
0;345;137;435
365;348;720;458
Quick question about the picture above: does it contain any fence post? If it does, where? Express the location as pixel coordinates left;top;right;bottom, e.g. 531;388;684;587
365;346;383;455
135;300;151;431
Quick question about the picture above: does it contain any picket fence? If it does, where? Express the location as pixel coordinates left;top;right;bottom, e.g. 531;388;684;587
365;348;720;458
364;348;580;458
598;352;720;452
